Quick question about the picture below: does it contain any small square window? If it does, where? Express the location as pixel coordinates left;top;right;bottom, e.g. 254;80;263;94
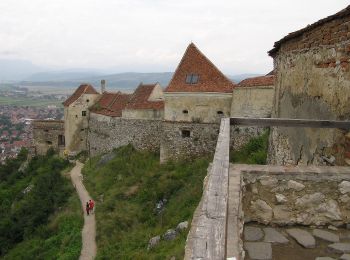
185;74;199;84
183;109;189;114
181;130;191;138
82;111;87;116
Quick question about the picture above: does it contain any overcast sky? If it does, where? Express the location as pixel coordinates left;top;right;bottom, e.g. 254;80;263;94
0;1;348;74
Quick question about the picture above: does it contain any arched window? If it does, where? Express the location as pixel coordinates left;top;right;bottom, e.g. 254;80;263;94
217;111;224;116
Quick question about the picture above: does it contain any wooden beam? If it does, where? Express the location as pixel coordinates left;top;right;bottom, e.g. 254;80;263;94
230;117;350;129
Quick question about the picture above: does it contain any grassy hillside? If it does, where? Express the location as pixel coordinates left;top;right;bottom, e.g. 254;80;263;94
0;150;83;259
82;145;210;259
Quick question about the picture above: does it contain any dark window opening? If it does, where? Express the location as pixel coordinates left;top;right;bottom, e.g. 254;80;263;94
82;111;87;116
80;138;83;141
185;74;199;84
75;115;78;118
217;111;224;115
44;129;49;132
181;130;191;138
86;99;90;102
46;141;52;145
58;135;65;146
183;109;188;114
81;128;85;132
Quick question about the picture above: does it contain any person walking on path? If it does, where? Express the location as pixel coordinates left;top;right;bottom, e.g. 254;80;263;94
89;199;95;214
86;202;90;216
69;161;96;260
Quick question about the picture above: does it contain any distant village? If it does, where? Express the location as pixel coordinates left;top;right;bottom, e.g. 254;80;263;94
0;105;63;164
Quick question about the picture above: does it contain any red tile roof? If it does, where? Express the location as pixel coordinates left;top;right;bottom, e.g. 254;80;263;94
269;5;350;56
63;84;99;107
90;92;130;117
238;75;275;88
125;83;164;110
165;43;236;93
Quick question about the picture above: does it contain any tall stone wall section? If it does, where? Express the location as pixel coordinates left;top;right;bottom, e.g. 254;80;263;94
33;120;64;155
88;113;162;156
160;121;267;162
269;14;350;166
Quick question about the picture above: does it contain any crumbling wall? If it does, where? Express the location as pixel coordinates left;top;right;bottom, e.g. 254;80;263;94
160;122;266;162
88;113;162;156
269;14;350;166
242;166;350;226
33;120;64;155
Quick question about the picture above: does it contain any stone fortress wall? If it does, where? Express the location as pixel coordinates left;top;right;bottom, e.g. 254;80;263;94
33;120;65;155
88;113;163;156
268;9;350;166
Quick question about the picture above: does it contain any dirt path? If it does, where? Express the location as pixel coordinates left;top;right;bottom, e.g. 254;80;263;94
70;161;97;260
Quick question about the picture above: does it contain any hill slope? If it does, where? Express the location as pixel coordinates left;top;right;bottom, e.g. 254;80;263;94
82;145;210;259
0;150;83;259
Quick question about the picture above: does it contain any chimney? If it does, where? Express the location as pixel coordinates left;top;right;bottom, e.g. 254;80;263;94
101;79;106;94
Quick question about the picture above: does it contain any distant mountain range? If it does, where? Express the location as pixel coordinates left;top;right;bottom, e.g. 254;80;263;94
18;72;263;91
0;59;263;91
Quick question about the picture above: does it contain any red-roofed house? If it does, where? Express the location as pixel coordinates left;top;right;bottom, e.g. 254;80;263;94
63;83;100;153
90;92;131;117
164;43;236;123
230;74;275;118
122;83;164;119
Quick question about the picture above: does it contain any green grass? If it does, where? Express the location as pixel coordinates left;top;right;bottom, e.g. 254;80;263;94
230;130;269;164
3;194;83;260
1;151;83;259
0;96;63;107
82;145;210;259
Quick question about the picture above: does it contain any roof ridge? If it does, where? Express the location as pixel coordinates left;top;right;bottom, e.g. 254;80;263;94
269;5;350;56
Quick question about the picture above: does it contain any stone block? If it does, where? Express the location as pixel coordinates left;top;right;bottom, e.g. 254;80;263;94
244;242;272;260
286;228;316;248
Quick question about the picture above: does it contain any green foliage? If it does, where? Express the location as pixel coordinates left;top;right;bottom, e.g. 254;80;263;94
230;130;269;164
0;152;83;259
83;145;209;259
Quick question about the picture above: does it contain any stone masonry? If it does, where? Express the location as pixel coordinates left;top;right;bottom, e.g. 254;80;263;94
33;120;65;155
268;6;350;166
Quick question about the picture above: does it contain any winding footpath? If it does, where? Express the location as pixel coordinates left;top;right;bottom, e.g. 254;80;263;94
70;161;97;260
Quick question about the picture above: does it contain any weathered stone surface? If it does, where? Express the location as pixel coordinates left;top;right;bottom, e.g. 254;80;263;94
339;181;350;194
251;200;273;224
316;200;341;221
328;225;338;231
312;229;339;243
259;176;278;187
339;195;350;204
148;235;160;250
273;205;293;224
315;257;336;260
163;229;177;241
275;194;287;204
263;228;289;244
295;193;325;208
286;228;316;248
287;180;305;191
340;254;350;260
328;243;350;253
244;226;264;241
244;242;272;260
176;221;189;232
